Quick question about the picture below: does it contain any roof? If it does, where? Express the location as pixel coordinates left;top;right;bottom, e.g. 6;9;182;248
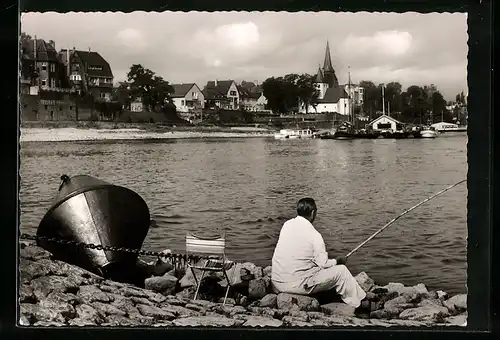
238;86;262;100
323;41;334;72
315;66;324;83
318;87;348;103
73;50;113;78
170;83;197;98
369;114;402;125
203;80;236;100
21;39;60;62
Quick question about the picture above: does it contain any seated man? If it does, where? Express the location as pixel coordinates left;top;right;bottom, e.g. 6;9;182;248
271;197;368;309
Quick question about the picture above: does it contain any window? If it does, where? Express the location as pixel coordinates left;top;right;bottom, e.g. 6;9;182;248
41;62;47;71
100;93;106;98
50;63;55;72
41;79;47;86
181;100;185;106
70;106;73;110
88;65;103;71
44;105;48;110
230;91;237;96
50;78;56;88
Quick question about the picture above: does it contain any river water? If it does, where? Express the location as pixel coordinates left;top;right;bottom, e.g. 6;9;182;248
19;132;468;294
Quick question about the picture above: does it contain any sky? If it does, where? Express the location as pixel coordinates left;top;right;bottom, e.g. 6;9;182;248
21;11;468;101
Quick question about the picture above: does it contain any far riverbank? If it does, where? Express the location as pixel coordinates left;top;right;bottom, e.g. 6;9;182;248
20;121;275;142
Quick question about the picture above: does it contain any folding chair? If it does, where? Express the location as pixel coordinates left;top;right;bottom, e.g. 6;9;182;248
185;233;235;305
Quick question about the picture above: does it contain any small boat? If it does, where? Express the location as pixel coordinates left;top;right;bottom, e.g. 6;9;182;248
431;122;467;134
36;174;152;285
274;128;316;140
413;125;439;138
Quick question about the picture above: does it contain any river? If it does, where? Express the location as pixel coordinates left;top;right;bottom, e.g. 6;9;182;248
19;132;468;295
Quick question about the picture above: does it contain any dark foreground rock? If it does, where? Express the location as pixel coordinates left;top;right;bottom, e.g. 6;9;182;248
18;242;467;327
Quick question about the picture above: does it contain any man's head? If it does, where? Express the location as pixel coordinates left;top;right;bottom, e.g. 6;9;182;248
296;197;317;223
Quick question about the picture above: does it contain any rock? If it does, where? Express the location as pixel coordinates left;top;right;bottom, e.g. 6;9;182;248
289;310;309;321
355;272;375;292
39;298;76;319
369;319;394;327
281;316;311;327
143;290;168;304
385;319;429;327
148;258;174;277
172;315;237;327
399;305;450;323
92;302;127;317
144;274;178;295
263;266;272;277
30;275;80;300
445;313;467;326
152;321;174;327
370;285;389;294
78;285;113;303
131;296;155;306
218;297;236;305
75;304;105;324
19;314;30;326
104;315;144;327
33;321;66;327
19;284;36;303
119;286;149;298
418;298;444;308
20;302;66;323
414;283;429;295
243;316;283;327
277;293;320;312
160;304;201;317
136;304;176;320
259;294;278;308
384;295;412;308
443;294;467;314
321;302;355;317
46;291;82;306
68;318;97;326
437;290;448;300
20;245;52;261
165;295;188;306
248;278;267;300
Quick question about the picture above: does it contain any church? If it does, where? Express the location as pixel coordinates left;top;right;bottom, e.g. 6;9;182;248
299;41;351;115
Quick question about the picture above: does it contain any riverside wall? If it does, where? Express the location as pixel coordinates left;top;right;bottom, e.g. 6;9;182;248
18;241;467;328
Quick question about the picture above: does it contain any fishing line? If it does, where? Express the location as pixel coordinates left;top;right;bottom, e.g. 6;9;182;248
345;179;467;258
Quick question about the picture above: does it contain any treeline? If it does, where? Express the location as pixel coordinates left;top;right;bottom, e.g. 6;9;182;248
259;71;467;124
359;81;464;124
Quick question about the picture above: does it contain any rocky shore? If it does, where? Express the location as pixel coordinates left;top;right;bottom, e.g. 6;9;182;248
19;242;467;328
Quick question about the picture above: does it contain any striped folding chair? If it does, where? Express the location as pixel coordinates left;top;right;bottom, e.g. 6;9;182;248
185;233;235;305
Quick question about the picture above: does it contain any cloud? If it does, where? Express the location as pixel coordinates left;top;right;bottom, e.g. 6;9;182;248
343;31;413;57
116;28;148;50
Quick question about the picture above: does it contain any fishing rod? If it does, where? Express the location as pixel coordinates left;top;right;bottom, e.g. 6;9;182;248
345;179;467;258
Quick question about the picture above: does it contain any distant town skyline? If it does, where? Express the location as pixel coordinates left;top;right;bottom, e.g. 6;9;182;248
21;11;468;101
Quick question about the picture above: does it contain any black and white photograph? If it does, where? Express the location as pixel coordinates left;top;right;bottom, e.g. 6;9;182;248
18;9;470;328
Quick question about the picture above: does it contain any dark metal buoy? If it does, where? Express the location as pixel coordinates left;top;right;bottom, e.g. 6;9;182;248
37;174;151;285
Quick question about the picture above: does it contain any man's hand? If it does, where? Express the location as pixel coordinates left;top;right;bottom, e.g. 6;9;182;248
335;256;347;265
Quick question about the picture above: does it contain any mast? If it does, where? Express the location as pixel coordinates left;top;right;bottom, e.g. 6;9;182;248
348;66;353;124
382;84;385;116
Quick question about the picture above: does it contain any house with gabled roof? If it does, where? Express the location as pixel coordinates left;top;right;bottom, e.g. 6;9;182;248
20;37;68;94
238;86;268;112
203;80;239;110
170;83;205;121
59;48;114;101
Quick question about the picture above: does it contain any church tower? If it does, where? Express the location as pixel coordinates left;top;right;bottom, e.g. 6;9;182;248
314;65;328;100
322;41;339;88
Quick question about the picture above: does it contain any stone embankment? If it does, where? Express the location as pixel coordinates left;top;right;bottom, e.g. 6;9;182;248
19;242;467;328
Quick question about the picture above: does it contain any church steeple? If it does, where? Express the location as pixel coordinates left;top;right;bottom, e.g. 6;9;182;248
322;40;338;88
315;64;324;83
323;41;334;73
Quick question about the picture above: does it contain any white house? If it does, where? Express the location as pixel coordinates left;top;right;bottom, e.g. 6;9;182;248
130;98;143;112
171;83;205;112
368;115;404;132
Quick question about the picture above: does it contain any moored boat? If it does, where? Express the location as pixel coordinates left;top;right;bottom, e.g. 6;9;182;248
274;128;317;139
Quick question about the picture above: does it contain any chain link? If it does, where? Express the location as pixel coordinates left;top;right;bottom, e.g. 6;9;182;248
19;233;204;263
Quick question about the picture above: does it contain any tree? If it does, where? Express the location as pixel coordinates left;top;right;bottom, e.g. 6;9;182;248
385;82;403;114
359;80;379;118
262;75;300;114
296;74;319;114
126;64;174;112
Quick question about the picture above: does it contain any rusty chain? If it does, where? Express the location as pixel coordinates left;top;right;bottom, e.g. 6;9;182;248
19;233;205;264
